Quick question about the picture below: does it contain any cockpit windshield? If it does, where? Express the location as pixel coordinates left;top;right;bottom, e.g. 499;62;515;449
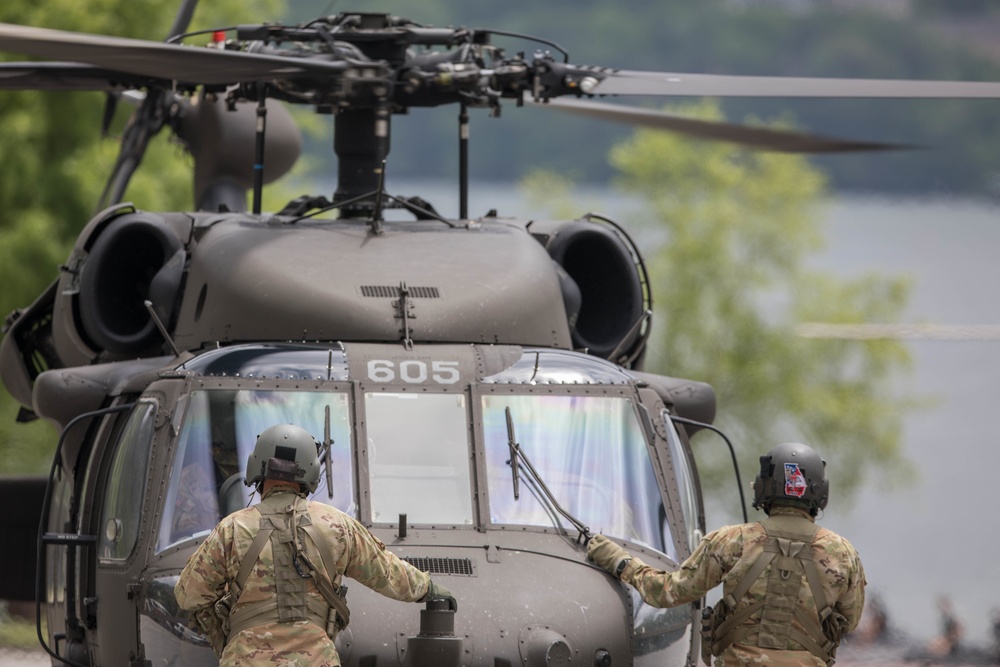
482;394;675;560
156;345;676;561
156;388;353;553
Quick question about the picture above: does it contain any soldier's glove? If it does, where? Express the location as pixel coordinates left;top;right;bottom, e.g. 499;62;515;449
423;580;458;612
587;534;631;580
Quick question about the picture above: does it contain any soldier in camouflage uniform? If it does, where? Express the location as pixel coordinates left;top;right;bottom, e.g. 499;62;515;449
175;423;456;667
589;442;865;667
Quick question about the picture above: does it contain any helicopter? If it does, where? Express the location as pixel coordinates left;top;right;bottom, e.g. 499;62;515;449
2;6;1000;667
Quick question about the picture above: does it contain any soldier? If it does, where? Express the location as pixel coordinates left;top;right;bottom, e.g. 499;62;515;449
175;423;456;666
588;442;865;667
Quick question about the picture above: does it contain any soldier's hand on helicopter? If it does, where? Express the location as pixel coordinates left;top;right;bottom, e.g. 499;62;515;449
587;534;632;580
424;580;458;612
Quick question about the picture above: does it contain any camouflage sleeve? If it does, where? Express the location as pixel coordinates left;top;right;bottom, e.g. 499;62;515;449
621;525;742;609
833;538;866;633
340;515;430;602
174;520;233;611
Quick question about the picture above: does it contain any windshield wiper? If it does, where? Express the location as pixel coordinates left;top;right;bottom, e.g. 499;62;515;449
504;406;591;543
504;406;521;500
319;405;334;499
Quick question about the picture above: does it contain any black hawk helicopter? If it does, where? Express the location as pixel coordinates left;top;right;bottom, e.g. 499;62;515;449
2;6;1000;667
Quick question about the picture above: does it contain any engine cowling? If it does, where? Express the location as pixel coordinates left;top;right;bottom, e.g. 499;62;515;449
49;207;191;366
533;217;650;366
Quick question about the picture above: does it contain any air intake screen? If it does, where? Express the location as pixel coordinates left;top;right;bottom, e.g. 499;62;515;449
402;556;475;576
360;285;441;298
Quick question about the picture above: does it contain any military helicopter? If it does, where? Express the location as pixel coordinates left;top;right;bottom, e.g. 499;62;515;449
2;6;1000;667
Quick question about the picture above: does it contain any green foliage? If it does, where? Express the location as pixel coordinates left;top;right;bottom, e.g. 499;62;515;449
0;0;287;473
524;100;915;507
0;603;45;649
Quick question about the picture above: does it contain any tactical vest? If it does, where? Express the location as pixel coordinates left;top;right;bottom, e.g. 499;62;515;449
222;494;350;641
700;513;848;666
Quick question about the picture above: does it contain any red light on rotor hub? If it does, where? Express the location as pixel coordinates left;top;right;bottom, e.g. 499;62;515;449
212;31;227;43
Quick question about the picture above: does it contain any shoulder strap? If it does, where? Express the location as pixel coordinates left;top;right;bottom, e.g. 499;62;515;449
233;526;273;597
722;540;775;610
231;507;272;600
301;515;351;630
712;523;775;649
803;553;831;621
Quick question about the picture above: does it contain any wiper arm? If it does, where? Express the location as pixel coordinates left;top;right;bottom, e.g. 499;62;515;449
504;406;521;500
320;405;334;500
504;406;591;543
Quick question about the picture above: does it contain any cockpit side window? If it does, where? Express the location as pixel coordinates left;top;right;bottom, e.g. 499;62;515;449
482;393;676;560
98;401;156;563
663;412;701;553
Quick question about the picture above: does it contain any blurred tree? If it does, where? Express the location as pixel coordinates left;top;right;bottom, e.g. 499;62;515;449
0;0;286;473
523;100;916;512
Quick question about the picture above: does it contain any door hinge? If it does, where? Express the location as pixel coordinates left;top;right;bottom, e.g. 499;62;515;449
126;582;141;600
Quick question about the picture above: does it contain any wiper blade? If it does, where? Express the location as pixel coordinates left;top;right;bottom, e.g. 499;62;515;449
504;406;590;543
504;406;521;500
320;405;334;500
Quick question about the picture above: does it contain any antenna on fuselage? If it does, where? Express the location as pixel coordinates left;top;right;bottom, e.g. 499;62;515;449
143;300;179;356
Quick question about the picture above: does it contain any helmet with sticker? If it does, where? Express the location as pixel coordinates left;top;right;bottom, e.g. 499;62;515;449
245;423;322;493
751;442;829;516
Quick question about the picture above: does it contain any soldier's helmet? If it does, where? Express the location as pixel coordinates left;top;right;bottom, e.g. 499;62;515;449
751;442;829;516
245;423;321;493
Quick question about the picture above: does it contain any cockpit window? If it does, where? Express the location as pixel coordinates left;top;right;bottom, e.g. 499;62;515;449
99;401;156;562
483;394;675;559
364;392;473;526
664;413;701;553
156;389;353;553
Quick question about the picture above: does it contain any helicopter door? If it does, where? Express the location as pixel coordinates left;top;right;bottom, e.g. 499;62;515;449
90;400;159;666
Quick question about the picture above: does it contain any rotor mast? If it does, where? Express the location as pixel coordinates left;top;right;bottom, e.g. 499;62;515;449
333;106;392;217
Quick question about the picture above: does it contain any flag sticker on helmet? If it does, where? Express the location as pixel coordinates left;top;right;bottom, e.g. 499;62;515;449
784;462;807;498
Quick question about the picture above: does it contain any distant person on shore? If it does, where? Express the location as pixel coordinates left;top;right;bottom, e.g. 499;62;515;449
927;595;964;657
991;608;1000;662
854;592;891;644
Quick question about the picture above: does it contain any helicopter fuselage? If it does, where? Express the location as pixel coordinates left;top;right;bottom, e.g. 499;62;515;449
3;204;714;667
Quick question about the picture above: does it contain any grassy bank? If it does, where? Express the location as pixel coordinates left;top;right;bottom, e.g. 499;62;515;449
0;613;43;650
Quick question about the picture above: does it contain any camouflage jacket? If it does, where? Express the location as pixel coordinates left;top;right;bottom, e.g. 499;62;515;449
174;487;431;667
622;506;866;667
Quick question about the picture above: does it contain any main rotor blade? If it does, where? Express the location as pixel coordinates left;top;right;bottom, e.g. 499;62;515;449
0;23;346;86
535;98;910;153
0;62;157;91
591;69;1000;99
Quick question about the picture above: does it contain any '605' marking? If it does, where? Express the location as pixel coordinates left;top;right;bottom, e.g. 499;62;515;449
366;359;460;384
